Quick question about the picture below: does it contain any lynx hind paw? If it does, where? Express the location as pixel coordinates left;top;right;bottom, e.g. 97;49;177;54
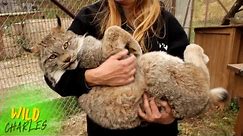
188;44;209;64
106;26;142;57
125;41;142;57
184;44;209;64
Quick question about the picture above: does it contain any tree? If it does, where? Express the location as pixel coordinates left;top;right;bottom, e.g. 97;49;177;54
221;0;243;25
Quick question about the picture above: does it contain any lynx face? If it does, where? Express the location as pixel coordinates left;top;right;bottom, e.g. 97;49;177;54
21;16;87;85
38;30;85;74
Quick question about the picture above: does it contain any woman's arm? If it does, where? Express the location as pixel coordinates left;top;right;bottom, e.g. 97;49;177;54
45;51;136;96
45;4;136;96
45;68;90;96
85;50;136;87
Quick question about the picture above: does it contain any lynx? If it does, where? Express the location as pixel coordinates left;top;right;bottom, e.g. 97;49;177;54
23;16;228;129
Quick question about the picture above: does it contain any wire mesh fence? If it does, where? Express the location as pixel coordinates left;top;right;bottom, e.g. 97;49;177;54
0;0;94;135
189;0;240;42
192;0;236;27
0;0;95;89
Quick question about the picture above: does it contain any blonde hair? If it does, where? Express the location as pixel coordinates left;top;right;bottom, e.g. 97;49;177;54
99;0;163;52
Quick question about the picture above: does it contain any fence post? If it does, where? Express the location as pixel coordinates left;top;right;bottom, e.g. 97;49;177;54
0;16;5;60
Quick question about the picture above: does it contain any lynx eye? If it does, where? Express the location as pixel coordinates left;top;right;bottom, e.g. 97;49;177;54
63;42;70;49
49;54;57;59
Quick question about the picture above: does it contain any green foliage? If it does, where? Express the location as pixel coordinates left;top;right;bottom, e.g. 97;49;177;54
0;84;81;135
229;97;240;112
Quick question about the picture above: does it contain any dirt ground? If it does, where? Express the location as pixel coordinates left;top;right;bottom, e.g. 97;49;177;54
59;112;87;136
59;106;238;136
178;106;238;136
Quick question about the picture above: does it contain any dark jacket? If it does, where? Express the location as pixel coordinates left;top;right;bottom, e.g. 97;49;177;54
45;1;189;136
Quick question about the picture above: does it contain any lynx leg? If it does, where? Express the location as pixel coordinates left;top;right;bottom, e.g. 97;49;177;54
102;26;142;58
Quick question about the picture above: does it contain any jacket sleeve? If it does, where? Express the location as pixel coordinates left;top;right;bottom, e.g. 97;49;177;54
44;68;90;97
164;11;189;59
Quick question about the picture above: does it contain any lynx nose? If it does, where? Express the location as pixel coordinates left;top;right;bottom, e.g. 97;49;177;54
64;56;71;62
62;54;71;62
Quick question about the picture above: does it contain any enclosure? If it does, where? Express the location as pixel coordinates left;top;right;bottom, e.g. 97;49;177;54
0;0;242;135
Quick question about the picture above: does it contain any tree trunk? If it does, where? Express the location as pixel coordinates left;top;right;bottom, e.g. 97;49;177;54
221;0;243;25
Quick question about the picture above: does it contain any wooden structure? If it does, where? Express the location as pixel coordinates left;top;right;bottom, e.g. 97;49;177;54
194;25;243;136
227;64;243;136
194;25;243;96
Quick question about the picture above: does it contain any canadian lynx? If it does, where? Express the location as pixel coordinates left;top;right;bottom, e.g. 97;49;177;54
23;16;228;129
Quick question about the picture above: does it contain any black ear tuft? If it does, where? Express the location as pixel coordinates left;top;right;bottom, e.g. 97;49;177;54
52;15;64;33
56;15;62;28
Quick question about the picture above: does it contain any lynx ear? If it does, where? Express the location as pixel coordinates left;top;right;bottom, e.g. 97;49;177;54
56;15;61;28
52;15;64;33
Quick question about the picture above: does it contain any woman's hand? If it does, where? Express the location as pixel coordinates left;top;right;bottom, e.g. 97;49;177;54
85;49;136;86
138;94;175;124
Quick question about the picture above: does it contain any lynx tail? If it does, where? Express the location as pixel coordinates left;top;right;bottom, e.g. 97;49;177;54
210;87;229;103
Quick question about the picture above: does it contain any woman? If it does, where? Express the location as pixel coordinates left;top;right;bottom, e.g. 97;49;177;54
45;0;189;135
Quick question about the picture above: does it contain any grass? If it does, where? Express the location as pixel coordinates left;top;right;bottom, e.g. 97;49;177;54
179;100;239;136
0;84;81;136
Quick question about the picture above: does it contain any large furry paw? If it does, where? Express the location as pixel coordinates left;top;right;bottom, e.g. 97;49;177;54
103;26;142;58
184;44;209;64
